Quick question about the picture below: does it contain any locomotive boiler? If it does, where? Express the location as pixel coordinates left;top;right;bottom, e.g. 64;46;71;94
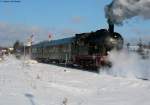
31;22;123;69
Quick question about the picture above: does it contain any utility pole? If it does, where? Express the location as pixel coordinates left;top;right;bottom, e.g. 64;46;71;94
29;43;32;59
28;34;33;59
65;53;68;67
23;43;26;67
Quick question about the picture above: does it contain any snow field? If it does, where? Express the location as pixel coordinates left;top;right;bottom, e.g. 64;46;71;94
0;55;150;105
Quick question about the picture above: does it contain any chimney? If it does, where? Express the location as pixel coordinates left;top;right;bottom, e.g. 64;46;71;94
108;19;114;33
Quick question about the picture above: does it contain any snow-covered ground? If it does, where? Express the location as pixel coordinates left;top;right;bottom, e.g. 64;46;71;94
0;55;150;105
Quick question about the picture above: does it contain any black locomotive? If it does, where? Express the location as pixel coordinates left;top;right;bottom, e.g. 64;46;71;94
31;23;123;69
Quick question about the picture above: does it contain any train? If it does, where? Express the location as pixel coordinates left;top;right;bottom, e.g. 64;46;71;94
31;23;123;69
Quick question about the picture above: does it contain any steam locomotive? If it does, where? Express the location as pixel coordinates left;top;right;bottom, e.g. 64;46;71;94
31;23;123;69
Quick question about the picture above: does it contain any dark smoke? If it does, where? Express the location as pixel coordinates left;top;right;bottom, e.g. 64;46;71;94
105;0;150;25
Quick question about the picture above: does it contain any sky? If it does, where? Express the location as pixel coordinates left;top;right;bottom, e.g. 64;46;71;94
0;0;150;47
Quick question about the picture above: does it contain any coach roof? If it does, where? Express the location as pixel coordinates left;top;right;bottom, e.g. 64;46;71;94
33;37;75;48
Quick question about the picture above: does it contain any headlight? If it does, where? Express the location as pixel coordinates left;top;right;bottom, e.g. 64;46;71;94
109;38;117;44
110;38;114;42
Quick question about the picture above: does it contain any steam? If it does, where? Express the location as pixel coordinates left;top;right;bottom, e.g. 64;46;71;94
100;50;150;80
105;0;150;24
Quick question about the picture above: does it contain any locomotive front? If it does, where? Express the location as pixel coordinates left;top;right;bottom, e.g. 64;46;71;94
105;23;124;51
74;22;123;69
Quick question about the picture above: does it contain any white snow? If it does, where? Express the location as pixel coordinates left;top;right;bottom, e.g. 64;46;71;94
0;55;150;105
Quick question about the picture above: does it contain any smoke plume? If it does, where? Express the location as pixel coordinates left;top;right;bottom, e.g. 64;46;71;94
105;0;150;24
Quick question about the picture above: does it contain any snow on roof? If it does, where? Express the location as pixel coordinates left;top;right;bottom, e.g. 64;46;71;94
33;37;75;48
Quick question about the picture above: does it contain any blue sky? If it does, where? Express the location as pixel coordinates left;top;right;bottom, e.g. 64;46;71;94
0;0;149;46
